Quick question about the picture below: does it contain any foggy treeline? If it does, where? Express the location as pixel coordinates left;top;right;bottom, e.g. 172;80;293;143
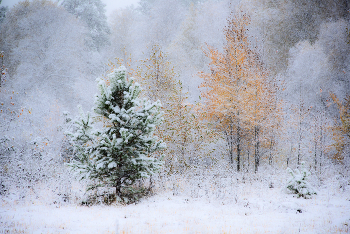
0;0;349;201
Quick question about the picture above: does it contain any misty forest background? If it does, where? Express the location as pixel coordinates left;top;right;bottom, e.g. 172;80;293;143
0;0;349;203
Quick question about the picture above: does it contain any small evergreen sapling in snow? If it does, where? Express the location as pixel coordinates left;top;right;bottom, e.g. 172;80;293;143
66;66;165;203
286;162;317;198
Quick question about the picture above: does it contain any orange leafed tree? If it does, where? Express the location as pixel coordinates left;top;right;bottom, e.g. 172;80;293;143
199;12;279;172
137;45;217;174
330;93;350;162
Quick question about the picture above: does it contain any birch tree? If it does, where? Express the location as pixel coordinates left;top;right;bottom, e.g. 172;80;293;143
199;12;279;172
137;45;216;173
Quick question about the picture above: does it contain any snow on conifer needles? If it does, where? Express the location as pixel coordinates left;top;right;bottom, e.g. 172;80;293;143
66;66;165;204
286;162;317;199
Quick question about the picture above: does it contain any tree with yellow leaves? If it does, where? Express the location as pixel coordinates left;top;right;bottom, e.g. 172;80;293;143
137;45;217;174
199;12;279;172
330;93;350;163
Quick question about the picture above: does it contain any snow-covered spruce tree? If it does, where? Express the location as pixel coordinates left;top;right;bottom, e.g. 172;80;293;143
67;66;165;203
286;162;317;199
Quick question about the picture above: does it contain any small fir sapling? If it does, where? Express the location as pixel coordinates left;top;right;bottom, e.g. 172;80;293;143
66;66;165;204
286;162;317;198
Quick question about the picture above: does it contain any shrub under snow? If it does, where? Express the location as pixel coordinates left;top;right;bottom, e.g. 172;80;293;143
286;162;317;198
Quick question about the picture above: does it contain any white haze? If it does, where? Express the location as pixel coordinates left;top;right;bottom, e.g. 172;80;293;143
0;0;349;233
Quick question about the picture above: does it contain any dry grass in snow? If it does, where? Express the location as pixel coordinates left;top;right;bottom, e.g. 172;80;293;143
1;173;350;234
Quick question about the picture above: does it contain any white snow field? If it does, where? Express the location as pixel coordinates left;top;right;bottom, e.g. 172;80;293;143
1;171;350;234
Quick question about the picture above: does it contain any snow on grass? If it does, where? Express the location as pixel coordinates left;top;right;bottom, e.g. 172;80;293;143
1;177;349;234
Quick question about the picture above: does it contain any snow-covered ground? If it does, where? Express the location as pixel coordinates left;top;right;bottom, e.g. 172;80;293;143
1;174;350;234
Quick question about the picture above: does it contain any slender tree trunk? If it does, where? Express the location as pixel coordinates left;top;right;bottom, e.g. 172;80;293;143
319;125;324;174
227;124;234;165
149;176;154;194
254;125;260;173
247;148;250;172
178;97;188;168
0;52;3;87
297;108;302;166
269;138;273;165
297;83;302;166
297;140;301;166
228;133;234;165
230;140;234;165
237;122;241;172
115;180;122;197
314;140;317;172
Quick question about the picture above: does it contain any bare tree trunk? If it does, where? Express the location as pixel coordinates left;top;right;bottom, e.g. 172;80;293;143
0;51;3;87
149;176;154;195
297;83;303;166
314;116;319;172
254;125;260;173
297;115;302;166
314;139;317;172
226;124;234;165
269;138;273;165
247;148;250;172
228;134;234;165
237;122;241;172
319;125;324;175
115;180;122;198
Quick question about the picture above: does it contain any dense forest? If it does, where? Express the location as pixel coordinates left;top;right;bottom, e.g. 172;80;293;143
0;0;350;231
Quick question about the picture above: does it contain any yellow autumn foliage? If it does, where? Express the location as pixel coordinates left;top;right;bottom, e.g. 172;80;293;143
199;12;281;172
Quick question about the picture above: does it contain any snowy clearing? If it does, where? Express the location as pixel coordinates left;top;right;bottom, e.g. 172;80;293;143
1;182;349;234
1;1;350;234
